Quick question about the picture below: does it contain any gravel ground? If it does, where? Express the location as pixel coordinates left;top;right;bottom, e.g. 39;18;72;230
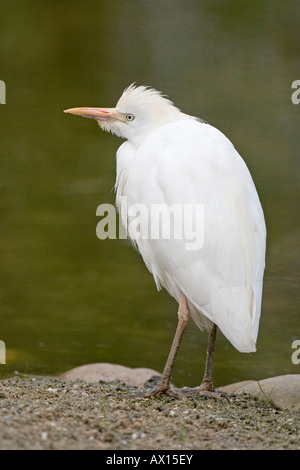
0;375;299;450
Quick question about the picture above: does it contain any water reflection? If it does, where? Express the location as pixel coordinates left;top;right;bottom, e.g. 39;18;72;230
1;1;299;387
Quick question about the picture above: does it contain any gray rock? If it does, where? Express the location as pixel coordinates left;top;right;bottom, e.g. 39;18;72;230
58;363;161;388
219;374;300;410
218;380;256;394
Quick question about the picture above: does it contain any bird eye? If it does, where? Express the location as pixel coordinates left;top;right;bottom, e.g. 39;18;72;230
126;114;134;121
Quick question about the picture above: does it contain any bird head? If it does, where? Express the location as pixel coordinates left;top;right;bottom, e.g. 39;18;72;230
64;84;184;146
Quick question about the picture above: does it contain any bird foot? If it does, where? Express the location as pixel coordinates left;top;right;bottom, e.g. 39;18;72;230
178;386;229;401
124;382;229;401
125;383;185;399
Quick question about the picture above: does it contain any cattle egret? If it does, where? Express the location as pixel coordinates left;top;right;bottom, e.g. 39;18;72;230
65;84;266;398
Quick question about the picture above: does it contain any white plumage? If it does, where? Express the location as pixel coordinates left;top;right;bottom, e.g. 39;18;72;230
65;84;266;394
115;85;266;352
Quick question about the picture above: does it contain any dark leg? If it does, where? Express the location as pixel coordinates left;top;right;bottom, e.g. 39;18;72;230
199;323;217;391
179;322;228;400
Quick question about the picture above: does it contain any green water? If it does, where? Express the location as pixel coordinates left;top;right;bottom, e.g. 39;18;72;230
1;1;299;387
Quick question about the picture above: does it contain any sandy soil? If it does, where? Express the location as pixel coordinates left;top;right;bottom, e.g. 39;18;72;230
0;375;299;450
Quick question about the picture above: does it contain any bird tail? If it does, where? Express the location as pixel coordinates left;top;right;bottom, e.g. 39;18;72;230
189;285;261;353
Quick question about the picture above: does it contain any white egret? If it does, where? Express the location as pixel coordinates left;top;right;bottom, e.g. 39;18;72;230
65;84;266;397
